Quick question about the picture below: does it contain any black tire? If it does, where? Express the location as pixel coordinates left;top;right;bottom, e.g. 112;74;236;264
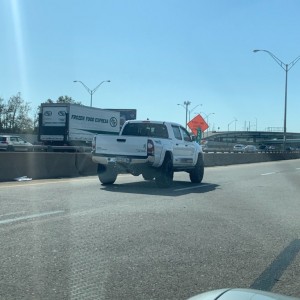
189;154;204;183
7;145;14;152
142;172;154;181
97;164;117;185
155;156;174;188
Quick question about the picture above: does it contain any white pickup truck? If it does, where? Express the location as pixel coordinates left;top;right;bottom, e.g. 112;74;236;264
92;120;204;187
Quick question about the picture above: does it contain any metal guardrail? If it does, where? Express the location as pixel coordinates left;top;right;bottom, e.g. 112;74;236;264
203;149;300;154
2;145;299;154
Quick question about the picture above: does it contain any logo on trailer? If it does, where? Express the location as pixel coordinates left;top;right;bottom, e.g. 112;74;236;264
44;111;52;116
58;111;66;116
110;117;118;127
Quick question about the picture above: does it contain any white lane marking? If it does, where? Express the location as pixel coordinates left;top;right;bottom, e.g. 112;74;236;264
0;178;97;189
0;210;65;225
261;172;276;176
296;168;300;170
0;174;132;189
174;184;213;192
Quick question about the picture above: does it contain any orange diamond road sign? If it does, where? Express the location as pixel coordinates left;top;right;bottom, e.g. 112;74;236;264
187;114;209;135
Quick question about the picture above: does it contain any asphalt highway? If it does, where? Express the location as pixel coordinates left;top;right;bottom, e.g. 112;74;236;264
0;159;300;300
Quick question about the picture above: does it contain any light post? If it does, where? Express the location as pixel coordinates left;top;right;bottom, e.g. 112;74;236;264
228;118;237;131
73;80;110;107
203;112;215;127
253;49;300;150
197;111;215;137
177;101;191;129
188;104;202;122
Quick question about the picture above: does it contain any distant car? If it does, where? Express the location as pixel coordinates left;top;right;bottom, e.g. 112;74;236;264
258;144;268;152
244;145;257;153
286;146;295;152
233;144;245;152
0;135;33;152
268;145;276;151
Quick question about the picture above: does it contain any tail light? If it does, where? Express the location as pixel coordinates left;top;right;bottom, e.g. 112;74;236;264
147;139;154;156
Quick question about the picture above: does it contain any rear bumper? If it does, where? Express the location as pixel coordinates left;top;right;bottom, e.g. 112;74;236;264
92;154;156;176
92;154;154;165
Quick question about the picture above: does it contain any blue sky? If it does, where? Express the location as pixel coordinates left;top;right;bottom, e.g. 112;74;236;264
1;0;300;132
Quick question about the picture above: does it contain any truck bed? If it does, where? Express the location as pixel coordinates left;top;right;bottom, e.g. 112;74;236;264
94;135;149;157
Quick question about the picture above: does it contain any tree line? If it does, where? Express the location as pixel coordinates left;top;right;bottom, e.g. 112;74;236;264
0;93;80;134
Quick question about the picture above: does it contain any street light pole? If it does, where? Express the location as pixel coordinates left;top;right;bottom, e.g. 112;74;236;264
197;111;215;137
188;104;202;122
177;101;191;129
253;49;300;150
228;118;237;132
73;80;111;107
205;112;215;129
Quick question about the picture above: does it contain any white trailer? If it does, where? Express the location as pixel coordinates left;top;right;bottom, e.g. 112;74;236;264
38;103;120;146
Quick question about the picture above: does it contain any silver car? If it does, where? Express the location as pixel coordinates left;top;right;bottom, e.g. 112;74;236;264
0;135;33;152
244;145;257;153
233;144;245;153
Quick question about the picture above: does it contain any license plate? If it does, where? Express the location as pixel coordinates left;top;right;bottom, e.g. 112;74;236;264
116;157;130;163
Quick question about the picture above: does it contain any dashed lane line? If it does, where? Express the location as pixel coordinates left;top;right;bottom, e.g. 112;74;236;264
261;167;300;176
261;172;277;176
0;210;65;225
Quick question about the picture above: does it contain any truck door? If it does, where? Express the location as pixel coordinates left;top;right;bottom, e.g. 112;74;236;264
171;126;196;166
171;125;193;166
179;126;196;164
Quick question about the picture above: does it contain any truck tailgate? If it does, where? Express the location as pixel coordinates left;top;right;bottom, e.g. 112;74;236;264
95;135;148;157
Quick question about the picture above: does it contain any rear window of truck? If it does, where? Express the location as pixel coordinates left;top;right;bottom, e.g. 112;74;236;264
122;123;169;138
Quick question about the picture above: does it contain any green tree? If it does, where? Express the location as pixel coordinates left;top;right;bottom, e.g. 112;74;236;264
1;93;33;133
43;95;81;105
57;95;81;104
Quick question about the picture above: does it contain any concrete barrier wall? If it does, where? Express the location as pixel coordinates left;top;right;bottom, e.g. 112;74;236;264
74;153;97;176
0;152;299;182
203;152;300;167
0;152;96;182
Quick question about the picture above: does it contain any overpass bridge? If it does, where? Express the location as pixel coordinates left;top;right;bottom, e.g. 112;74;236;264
203;131;300;151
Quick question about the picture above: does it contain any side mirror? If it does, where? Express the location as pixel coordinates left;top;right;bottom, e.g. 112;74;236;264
191;135;196;141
